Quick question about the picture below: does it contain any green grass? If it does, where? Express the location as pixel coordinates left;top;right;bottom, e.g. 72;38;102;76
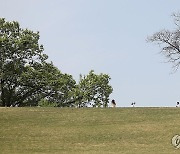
0;107;180;154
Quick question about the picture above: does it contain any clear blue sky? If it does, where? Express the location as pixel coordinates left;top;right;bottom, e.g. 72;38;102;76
1;0;180;107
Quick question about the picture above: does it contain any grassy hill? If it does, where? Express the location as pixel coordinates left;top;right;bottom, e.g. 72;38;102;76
0;107;180;154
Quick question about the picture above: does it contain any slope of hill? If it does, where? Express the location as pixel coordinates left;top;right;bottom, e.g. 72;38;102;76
0;107;180;154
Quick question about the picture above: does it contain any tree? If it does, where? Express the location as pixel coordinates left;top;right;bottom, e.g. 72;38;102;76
147;13;180;71
0;18;113;107
0;18;76;107
74;70;113;108
19;62;76;107
0;18;48;106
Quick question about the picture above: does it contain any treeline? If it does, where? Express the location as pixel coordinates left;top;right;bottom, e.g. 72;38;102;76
0;18;113;107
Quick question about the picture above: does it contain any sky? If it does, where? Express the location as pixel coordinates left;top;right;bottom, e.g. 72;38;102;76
1;0;180;107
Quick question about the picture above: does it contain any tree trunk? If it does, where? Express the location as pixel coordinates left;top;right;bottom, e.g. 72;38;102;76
0;79;6;106
0;79;2;106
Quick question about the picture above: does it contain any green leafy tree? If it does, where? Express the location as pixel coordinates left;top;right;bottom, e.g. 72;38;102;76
147;13;180;71
76;70;113;108
0;18;76;107
0;18;47;106
19;62;76;107
0;18;113;107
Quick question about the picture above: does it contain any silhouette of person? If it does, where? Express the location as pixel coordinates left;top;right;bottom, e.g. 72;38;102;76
111;99;116;107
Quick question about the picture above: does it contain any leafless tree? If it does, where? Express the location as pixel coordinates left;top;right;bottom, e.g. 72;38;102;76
147;13;180;71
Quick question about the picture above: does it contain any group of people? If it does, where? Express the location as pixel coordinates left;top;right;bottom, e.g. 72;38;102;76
131;102;136;107
111;100;180;108
111;99;136;108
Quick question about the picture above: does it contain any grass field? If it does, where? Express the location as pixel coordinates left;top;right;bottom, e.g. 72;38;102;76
0;107;180;154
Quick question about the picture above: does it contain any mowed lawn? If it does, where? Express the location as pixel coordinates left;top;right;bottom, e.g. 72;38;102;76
0;107;180;154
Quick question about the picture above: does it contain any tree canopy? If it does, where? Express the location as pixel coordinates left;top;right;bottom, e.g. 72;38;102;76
69;70;113;108
0;18;113;107
78;70;113;108
147;13;180;71
0;18;76;107
0;18;46;106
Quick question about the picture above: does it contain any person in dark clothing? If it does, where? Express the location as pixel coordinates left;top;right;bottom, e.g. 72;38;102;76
111;99;116;107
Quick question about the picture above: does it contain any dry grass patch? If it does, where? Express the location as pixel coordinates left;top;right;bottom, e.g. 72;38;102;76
0;107;180;153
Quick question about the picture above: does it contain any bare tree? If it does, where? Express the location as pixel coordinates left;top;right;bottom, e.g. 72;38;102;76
147;13;180;71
